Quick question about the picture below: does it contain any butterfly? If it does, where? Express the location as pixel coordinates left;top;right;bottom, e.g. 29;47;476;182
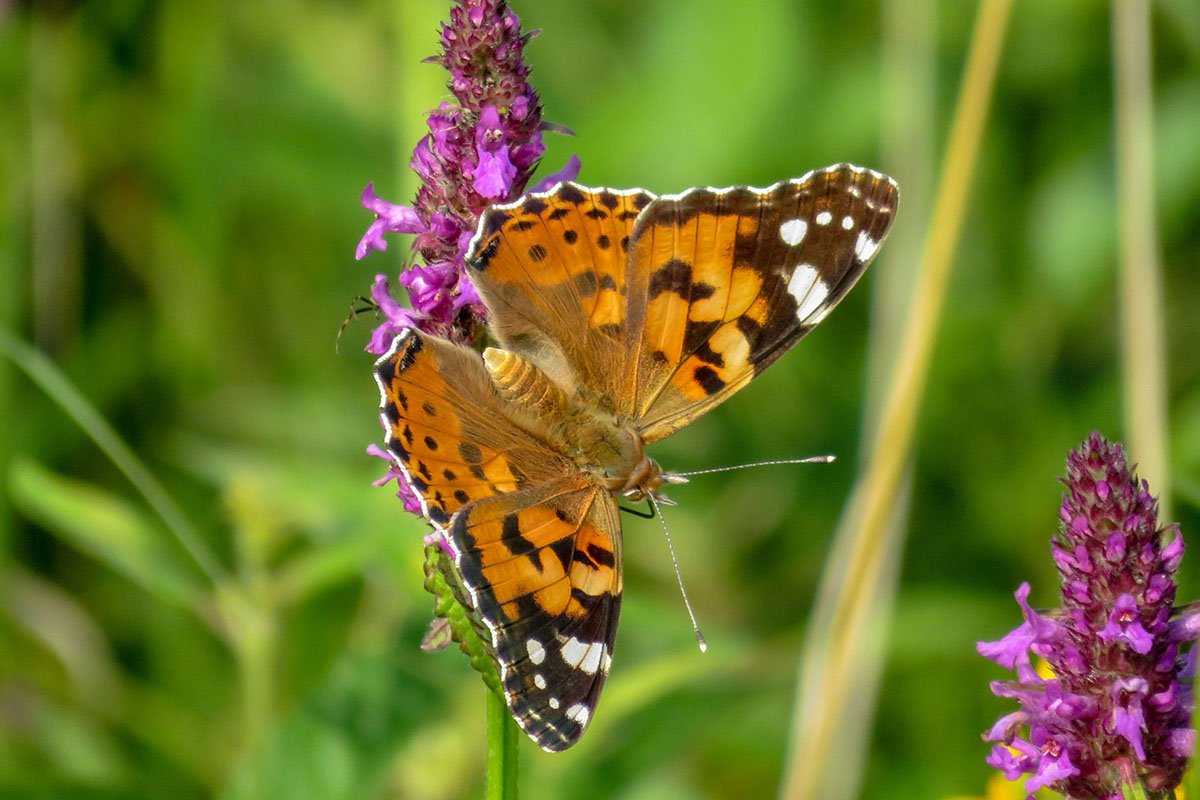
373;164;898;751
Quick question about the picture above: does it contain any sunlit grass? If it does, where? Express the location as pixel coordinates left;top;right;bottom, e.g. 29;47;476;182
779;0;1015;797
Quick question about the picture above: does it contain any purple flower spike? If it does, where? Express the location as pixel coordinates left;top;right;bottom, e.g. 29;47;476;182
979;433;1197;799
355;0;576;345
356;0;582;519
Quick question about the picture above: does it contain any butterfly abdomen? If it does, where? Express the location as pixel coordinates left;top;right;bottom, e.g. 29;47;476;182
483;347;571;417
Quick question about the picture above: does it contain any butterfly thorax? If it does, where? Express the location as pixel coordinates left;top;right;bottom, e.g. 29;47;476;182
483;346;668;499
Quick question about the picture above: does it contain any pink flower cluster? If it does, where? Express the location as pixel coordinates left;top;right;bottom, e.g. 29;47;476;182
979;433;1197;799
356;0;578;349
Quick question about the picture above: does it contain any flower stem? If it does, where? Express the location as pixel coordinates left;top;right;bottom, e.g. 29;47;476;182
485;687;519;800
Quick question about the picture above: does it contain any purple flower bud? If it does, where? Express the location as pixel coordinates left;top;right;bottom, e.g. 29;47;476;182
1105;530;1126;561
979;433;1197;797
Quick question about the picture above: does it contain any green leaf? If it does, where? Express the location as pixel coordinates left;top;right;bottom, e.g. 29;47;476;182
220;715;361;800
8;457;205;610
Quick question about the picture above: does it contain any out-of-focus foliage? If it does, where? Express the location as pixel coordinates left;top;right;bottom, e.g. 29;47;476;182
1;1;1198;799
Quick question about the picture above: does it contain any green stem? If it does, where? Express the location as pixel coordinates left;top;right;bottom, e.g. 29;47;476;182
1111;0;1170;521
485;688;519;800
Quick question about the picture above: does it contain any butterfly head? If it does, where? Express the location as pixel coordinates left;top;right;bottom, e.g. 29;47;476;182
616;450;689;506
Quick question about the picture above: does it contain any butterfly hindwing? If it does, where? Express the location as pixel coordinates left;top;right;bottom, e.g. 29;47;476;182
620;164;899;441
449;480;622;752
467;182;656;411
373;328;573;526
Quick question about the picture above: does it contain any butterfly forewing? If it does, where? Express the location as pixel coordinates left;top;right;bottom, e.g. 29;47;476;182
621;164;899;441
467;182;656;409
450;481;622;751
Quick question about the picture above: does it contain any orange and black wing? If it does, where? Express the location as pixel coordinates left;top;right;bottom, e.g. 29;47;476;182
465;182;655;412
373;328;571;527
618;164;899;441
449;480;622;752
374;329;623;752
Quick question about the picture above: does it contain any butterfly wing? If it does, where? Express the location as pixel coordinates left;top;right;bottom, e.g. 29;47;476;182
465;182;656;411
449;481;622;752
374;328;574;526
374;328;622;752
618;164;899;441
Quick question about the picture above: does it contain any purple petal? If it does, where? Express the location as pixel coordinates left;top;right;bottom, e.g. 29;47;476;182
422;529;455;559
1099;594;1154;654
1043;680;1098;720
367;444;423;514
986;743;1035;781
509;138;546;169
1110;677;1148;760
365;275;418;354
1161;530;1185;571
531;153;583;192
453;272;483;309
356;183;425;260
1025;726;1080;792
472;148;517;198
470;105;517;199
978;620;1036;670
983;710;1029;743
1014;582;1064;641
1169;607;1200;644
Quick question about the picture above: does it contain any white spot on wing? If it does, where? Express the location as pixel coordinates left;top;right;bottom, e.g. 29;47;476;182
562;637;605;675
816;210;833;226
549;697;560;709
566;703;590;727
527;638;546;665
841;215;854;230
854;231;880;262
788;264;830;321
534;673;547;689
779;218;808;246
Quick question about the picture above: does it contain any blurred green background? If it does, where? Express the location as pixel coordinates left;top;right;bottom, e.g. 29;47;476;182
2;1;1199;798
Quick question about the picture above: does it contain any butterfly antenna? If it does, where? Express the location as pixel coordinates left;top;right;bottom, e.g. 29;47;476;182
674;455;835;478
647;493;708;653
336;295;378;353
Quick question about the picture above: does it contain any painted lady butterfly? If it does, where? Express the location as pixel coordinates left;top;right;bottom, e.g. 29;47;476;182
374;164;898;750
